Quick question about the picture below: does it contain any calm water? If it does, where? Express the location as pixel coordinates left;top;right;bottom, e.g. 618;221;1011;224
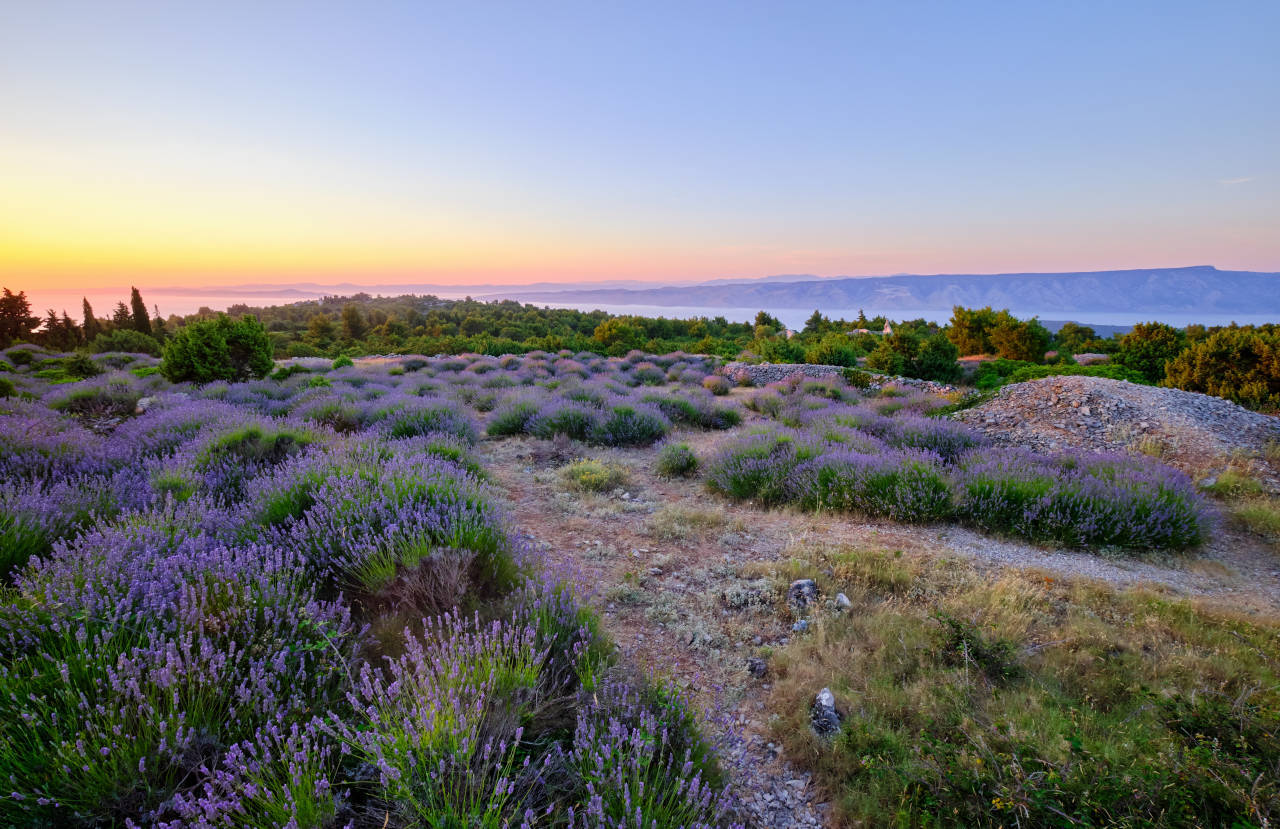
23;287;1278;334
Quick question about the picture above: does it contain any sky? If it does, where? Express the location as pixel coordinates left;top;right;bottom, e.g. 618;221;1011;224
1;0;1277;296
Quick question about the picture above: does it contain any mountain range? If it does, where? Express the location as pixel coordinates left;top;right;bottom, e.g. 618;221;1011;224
479;266;1280;317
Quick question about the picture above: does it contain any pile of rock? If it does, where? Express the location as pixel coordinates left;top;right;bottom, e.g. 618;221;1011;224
954;375;1280;477
722;361;960;395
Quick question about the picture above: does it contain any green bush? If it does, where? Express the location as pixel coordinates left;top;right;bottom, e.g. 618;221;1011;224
560;459;629;493
161;315;273;383
89;328;160;356
804;334;861;367
0;377;12;398
1113;321;1186;383
61;353;102;379
1164;326;1280;410
331;355;354;369
655;442;699;477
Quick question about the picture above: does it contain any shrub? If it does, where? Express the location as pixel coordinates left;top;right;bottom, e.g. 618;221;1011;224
486;397;541;436
702;374;731;395
62;352;103;379
47;376;142;417
383;401;479;444
589;404;670;447
527;401;600;441
1164;326;1280;410
804;335;861;367
704;430;824;505
561;458;629;493
331;354;354;369
655;442;699;477
89;328;160;356
0;377;12;398
788;449;952;522
161;315;273;383
953;448;1207;549
841;368;872;388
1113;321;1186;384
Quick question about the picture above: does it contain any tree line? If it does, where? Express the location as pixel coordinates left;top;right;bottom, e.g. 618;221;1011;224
2;286;1277;409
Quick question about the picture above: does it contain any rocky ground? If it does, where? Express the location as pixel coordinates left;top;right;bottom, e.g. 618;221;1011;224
721;361;960;395
480;390;1280;827
955;375;1280;489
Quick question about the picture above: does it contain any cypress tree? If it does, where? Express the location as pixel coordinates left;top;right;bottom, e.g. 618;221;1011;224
82;298;102;341
129;287;151;335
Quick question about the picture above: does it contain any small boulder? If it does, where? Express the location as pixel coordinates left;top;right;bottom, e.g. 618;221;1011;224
834;592;852;611
792;619;809;633
787;579;819;610
747;657;768;678
811;687;841;736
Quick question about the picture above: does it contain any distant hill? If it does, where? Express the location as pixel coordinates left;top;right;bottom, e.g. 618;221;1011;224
480;266;1280;317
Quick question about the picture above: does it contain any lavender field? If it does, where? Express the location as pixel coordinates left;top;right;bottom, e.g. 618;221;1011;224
0;345;1230;827
0;346;743;827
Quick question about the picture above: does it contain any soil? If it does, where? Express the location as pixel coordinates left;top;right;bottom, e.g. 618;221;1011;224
480;400;1280;828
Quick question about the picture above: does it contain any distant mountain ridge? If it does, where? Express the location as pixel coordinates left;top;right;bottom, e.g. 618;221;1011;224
482;266;1280;316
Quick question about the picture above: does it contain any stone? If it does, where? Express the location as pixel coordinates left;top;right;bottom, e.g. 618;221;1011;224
747;657;768;678
792;619;809;633
787;578;819;610
811;687;841;736
834;592;852;611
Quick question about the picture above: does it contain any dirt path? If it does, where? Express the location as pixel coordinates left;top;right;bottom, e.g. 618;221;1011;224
481;429;1280;828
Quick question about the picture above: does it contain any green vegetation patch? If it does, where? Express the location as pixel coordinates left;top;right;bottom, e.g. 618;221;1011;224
763;545;1280;827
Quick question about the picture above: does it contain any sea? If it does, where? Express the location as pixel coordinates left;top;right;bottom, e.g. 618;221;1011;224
19;287;1279;335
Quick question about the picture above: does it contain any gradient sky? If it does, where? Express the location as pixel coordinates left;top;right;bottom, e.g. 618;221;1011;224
1;0;1277;291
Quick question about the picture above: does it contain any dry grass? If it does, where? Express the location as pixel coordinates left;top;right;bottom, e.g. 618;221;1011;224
644;504;741;541
753;543;1280;827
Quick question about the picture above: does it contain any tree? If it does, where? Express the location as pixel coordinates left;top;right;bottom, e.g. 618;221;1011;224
161;315;273;383
1113;321;1186;384
305;313;337;349
804;332;860;367
112;302;132;328
1164;326;1280;409
912;332;962;383
866;329;961;382
129;287;151;335
592;318;645;352
865;338;906;375
989;314;1050;363
82;298;103;341
151;305;168;342
90;328;161;355
41;309;80;350
946;306;999;356
803;310;830;335
1054;321;1097;354
341;304;368;340
755;336;805;363
0;288;40;346
754;311;782;331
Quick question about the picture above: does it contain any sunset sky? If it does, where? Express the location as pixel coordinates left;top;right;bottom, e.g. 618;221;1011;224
1;1;1277;294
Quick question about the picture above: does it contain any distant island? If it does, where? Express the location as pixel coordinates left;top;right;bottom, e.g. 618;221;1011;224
480;265;1280;319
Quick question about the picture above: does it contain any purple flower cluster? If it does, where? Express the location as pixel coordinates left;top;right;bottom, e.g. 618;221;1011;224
0;350;768;825
953;447;1208;548
713;375;1210;547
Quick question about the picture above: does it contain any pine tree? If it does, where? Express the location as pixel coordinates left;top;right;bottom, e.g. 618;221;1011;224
0;288;40;347
151;305;167;341
112;302;132;327
130;287;151;335
61;311;81;347
82;298;103;341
